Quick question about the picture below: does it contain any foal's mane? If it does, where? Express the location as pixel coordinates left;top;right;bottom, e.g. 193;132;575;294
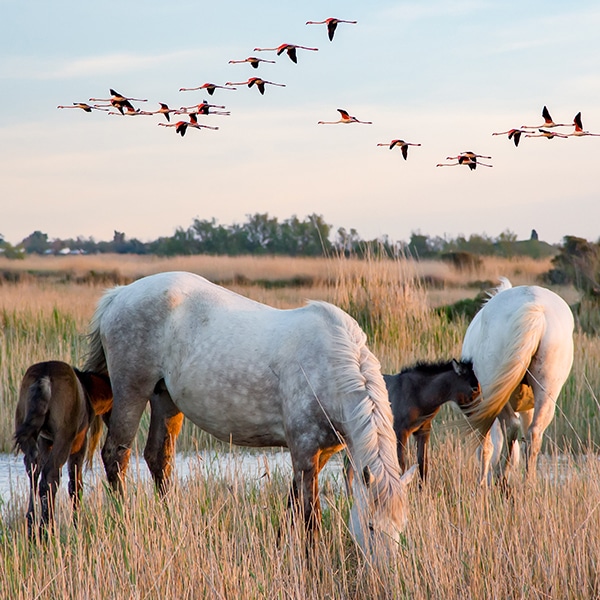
399;359;472;377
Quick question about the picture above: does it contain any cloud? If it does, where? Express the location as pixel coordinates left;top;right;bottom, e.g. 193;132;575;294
0;48;216;81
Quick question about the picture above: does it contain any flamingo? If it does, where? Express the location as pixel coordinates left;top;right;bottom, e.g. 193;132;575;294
109;105;154;116
147;103;179;122
565;112;600;137
318;109;372;125
157;113;218;137
228;56;276;69
178;100;230;116
521;105;569;129
57;103;109;113
89;89;148;115
524;129;568;140
187;113;219;130
253;43;318;64
491;128;529;147
376;139;421;160
179;83;236;95
305;18;357;41
225;77;285;95
437;152;493;170
158;120;190;137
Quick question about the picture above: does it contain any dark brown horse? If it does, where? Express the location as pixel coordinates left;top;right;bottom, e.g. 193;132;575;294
385;359;479;482
14;360;112;536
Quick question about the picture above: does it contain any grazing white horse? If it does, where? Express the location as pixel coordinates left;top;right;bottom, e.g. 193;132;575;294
85;271;415;555
460;278;574;485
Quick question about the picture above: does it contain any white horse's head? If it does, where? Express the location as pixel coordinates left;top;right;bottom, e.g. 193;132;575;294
348;464;417;558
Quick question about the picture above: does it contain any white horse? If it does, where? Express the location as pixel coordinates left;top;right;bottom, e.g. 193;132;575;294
84;271;416;555
460;278;574;485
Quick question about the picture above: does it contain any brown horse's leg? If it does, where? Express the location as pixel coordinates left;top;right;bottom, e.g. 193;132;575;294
414;426;431;483
39;437;73;533
144;385;184;496
67;433;88;523
396;430;410;475
23;447;43;537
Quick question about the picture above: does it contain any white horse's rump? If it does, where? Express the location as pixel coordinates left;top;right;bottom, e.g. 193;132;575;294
86;271;413;554
461;278;574;484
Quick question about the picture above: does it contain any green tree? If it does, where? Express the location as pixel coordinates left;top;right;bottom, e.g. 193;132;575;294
21;230;49;254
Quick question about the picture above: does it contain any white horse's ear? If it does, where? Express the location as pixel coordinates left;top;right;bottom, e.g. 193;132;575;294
400;464;418;489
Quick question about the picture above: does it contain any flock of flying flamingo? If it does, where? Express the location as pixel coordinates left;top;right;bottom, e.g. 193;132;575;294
57;18;599;169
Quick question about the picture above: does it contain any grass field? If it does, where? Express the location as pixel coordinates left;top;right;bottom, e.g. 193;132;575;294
0;253;598;599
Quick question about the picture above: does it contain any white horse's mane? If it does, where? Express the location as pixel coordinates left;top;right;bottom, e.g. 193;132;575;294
306;300;404;527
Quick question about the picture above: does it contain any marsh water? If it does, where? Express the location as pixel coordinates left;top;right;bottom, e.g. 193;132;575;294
0;449;345;508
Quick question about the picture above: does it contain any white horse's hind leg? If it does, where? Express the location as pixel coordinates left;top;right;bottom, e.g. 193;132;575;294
477;430;495;486
144;383;184;495
497;405;521;484
524;375;564;478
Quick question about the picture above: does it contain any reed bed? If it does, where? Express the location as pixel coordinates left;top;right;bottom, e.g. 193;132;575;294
0;253;598;599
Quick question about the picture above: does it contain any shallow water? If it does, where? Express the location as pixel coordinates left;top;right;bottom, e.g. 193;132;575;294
0;449;345;509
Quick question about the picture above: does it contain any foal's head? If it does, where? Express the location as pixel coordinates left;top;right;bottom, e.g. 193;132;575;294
450;359;480;407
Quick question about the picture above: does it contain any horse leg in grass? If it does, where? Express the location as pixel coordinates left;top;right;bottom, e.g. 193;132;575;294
102;386;150;494
144;384;184;495
23;443;44;535
67;433;89;523
396;430;410;475
414;426;431;483
39;436;73;532
477;430;495;486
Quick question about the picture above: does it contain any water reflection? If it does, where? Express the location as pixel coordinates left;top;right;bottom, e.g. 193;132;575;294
0;450;345;507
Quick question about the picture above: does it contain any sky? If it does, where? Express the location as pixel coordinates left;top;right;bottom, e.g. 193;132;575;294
1;1;599;247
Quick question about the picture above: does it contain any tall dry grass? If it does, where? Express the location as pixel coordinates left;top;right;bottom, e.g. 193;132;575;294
1;253;599;599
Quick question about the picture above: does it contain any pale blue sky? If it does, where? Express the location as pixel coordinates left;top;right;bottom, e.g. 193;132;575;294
1;1;599;245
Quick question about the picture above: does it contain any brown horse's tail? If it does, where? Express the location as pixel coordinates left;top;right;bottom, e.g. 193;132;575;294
14;377;52;463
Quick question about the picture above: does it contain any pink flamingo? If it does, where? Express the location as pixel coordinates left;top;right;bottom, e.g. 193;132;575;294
147;103;181;122
57;103;109;113
565;112;600;137
225;77;285;95
228;56;276;69
524;129;568;140
318;109;372;125
253;43;318;64
521;105;569;129
376;139;421;160
305;18;357;41
179;82;236;95
491;128;529;147
109;105;154;117
437;152;492;170
178;100;230;116
157;113;218;137
89;89;147;115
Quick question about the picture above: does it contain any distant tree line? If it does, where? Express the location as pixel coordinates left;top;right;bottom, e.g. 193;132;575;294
0;213;583;261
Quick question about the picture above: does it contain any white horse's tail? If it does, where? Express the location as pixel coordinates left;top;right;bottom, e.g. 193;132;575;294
83;286;122;375
462;301;546;438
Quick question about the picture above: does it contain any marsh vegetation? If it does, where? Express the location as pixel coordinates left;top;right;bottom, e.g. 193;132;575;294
0;253;598;599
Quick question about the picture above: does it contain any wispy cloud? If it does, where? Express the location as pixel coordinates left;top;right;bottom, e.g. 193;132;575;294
377;1;492;22
1;49;215;81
